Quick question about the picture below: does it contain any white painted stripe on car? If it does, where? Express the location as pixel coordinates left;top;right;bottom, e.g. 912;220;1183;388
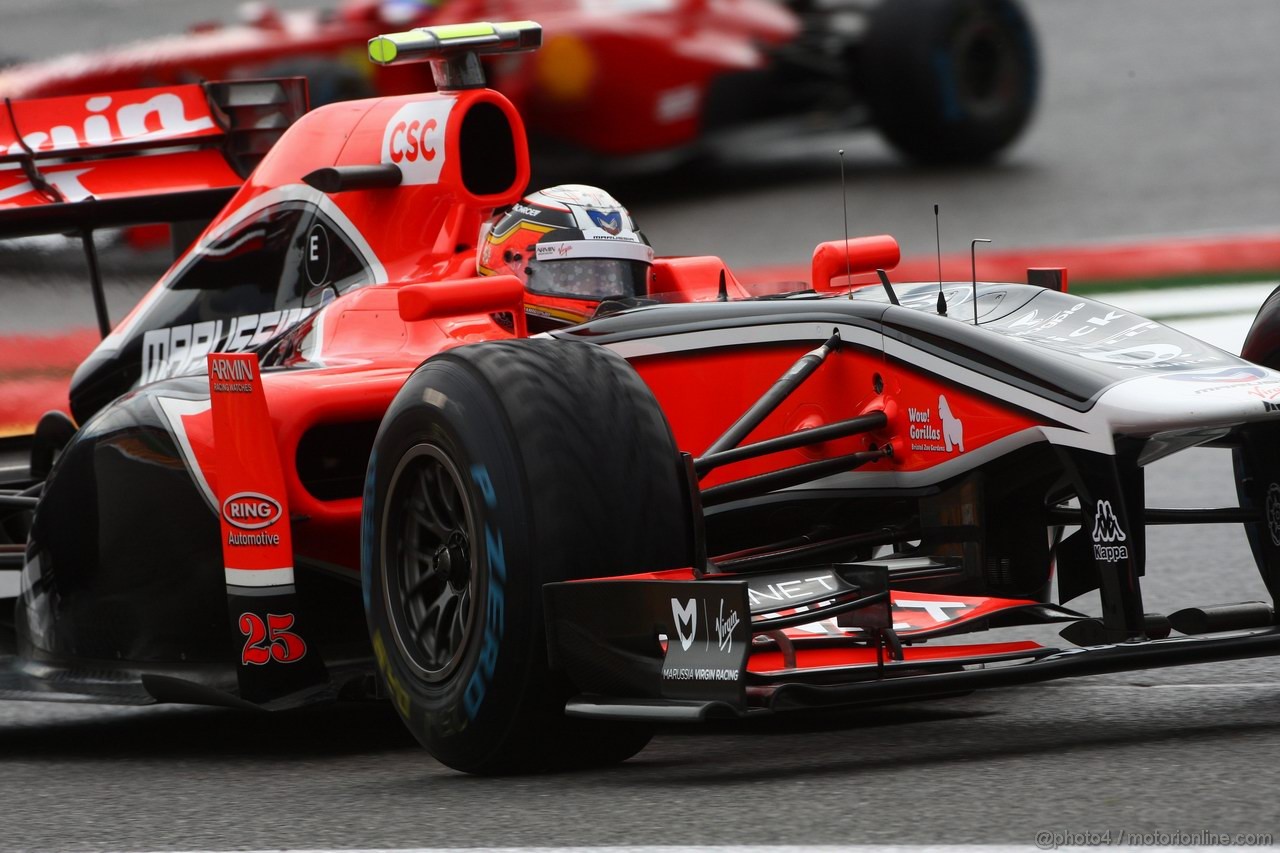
225;566;295;587
152;394;217;510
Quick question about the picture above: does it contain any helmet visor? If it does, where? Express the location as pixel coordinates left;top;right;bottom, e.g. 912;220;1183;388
526;239;654;300
526;258;651;300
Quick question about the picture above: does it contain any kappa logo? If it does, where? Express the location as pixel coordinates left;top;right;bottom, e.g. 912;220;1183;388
1092;500;1127;543
671;598;697;651
1091;499;1130;563
938;394;964;453
587;209;623;235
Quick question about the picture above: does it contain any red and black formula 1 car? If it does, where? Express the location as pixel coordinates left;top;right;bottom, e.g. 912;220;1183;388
0;0;1038;167
5;20;1280;776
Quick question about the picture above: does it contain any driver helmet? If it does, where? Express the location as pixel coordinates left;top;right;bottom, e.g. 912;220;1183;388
477;185;654;318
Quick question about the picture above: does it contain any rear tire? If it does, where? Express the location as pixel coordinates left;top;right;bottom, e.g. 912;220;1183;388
363;339;692;774
859;0;1039;164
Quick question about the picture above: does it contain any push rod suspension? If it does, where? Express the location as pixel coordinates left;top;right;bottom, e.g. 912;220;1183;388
701;446;890;507
695;410;886;477
699;331;841;474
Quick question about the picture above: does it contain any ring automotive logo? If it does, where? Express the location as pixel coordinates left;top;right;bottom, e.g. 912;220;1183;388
222;492;283;530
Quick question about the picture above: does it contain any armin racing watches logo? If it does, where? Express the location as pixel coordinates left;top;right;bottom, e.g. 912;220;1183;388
1091;499;1128;563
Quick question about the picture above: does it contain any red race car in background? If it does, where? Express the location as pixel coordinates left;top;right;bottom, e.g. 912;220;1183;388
0;0;1039;167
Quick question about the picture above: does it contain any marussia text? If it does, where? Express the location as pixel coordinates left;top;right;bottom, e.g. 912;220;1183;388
663;667;739;682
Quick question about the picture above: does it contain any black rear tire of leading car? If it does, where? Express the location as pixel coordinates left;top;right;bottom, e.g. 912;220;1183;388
363;339;692;774
858;0;1039;164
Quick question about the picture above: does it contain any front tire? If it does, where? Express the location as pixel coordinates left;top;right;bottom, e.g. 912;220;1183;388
363;339;692;774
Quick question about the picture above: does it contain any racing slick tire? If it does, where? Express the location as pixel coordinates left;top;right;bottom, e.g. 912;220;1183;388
1233;286;1280;598
363;339;692;774
858;0;1039;164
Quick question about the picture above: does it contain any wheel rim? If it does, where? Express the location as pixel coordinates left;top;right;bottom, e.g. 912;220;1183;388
952;17;1021;119
382;443;479;683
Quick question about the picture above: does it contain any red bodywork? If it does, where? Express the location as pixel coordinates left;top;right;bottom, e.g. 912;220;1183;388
0;0;797;157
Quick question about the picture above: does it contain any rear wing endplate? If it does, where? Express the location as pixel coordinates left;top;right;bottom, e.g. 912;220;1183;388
0;78;307;239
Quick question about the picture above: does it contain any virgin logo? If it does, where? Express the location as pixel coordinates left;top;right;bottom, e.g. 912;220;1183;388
222;492;283;531
3;91;215;157
381;99;453;185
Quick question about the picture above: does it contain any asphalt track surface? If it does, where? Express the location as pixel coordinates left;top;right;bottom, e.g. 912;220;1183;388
4;1;1280;850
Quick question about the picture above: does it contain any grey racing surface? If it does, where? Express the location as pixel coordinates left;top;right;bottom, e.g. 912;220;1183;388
3;450;1278;851
3;1;1280;850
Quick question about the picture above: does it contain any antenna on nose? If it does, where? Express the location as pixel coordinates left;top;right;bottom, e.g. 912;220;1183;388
838;149;853;299
933;204;946;316
970;238;992;325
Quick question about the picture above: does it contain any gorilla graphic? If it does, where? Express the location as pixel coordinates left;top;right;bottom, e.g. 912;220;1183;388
938;394;964;453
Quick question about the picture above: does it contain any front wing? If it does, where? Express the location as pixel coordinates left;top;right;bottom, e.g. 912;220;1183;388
544;564;1280;721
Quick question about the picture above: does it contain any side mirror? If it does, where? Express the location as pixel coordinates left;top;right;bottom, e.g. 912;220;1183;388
397;274;526;336
811;235;900;292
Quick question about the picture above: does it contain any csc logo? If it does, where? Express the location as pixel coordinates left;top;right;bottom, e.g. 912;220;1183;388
389;118;436;163
381;99;453;185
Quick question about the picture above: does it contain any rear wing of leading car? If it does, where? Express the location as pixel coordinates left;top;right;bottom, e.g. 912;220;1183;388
0;79;307;239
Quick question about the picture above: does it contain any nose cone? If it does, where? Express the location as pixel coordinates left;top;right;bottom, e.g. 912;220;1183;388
1096;365;1280;435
